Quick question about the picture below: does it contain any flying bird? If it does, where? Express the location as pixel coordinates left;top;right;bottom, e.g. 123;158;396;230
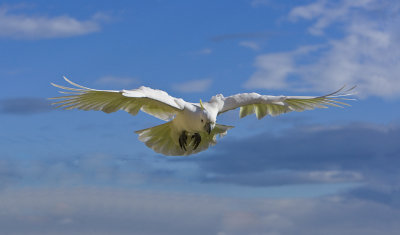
51;77;355;156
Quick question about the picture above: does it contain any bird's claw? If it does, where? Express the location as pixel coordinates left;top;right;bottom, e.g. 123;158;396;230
192;133;201;150
179;131;187;150
179;131;201;151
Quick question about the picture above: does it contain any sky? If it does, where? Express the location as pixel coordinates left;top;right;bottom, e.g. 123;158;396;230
1;0;400;234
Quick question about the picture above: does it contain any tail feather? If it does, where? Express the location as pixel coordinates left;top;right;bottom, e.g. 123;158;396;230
135;122;233;156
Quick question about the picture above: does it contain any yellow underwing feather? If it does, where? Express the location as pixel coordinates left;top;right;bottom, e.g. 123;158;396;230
219;85;355;119
50;77;184;121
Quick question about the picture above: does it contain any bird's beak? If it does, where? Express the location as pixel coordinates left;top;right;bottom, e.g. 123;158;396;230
204;122;215;135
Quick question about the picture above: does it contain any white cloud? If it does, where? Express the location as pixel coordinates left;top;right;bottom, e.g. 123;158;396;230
211;32;271;42
239;41;260;51
193;48;212;55
244;45;323;90
0;6;106;39
251;0;271;7
95;76;139;87
246;0;400;98
0;97;52;115
0;187;399;235
189;48;212;55
288;0;375;35
204;170;363;187
172;78;213;93
245;51;295;90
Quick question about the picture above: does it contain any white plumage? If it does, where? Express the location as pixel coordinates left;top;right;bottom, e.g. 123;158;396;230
50;77;355;156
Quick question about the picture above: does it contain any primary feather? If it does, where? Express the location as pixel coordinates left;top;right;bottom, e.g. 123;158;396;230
50;76;184;121
214;85;356;119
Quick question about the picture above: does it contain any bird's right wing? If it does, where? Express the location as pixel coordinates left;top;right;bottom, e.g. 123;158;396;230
217;86;356;119
50;77;186;121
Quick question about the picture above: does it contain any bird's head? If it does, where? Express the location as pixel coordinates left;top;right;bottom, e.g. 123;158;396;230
199;99;216;135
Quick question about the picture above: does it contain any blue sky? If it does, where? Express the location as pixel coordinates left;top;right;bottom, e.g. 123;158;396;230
1;0;400;234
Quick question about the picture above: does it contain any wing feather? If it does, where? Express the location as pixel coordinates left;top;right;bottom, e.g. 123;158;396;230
218;86;356;119
135;122;233;156
50;77;185;121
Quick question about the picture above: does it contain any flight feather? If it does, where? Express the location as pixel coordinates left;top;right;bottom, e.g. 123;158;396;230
216;86;356;119
50;77;185;121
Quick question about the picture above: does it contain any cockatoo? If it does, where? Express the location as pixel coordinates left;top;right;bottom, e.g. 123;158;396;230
51;77;355;156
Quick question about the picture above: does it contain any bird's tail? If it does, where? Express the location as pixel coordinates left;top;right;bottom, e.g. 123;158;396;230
135;122;233;156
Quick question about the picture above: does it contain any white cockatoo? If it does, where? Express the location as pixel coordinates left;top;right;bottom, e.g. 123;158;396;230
51;77;355;156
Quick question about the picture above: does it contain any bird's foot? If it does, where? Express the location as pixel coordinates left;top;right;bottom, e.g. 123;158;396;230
179;131;187;150
191;133;201;150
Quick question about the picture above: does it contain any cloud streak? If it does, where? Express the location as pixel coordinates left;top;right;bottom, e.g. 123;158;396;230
0;97;52;115
0;6;106;39
172;78;213;93
239;41;261;51
210;32;272;42
0;187;400;235
94;76;139;88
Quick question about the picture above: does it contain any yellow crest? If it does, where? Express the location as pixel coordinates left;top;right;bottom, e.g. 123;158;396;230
199;99;205;110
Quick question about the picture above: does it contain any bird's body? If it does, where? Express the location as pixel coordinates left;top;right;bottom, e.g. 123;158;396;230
51;77;355;156
173;104;205;133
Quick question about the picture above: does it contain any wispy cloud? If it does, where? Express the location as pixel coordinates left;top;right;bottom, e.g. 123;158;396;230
210;32;272;42
288;0;375;35
245;0;400;98
0;6;107;39
202;170;363;187
239;41;261;51
172;78;213;93
95;76;139;88
245;45;323;90
190;48;213;55
0;186;399;235
0;97;52;115
251;0;271;7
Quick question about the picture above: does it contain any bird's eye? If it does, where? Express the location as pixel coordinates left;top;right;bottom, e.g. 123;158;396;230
201;119;204;122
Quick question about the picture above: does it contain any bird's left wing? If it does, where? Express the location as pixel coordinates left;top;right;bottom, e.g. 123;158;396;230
50;77;185;121
217;86;356;119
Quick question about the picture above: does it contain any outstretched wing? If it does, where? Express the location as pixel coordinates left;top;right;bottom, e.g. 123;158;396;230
50;77;185;121
217;86;356;119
